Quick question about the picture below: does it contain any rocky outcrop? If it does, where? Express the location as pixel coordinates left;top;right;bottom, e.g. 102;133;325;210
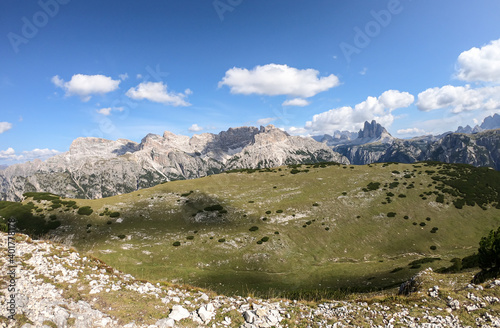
2;233;500;327
336;128;500;169
0;125;348;201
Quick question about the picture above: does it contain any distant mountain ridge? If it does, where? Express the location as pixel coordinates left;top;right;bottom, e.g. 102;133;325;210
2;114;500;201
455;113;500;134
0;125;348;201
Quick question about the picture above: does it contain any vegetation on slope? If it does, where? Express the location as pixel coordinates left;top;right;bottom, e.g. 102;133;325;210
1;161;499;298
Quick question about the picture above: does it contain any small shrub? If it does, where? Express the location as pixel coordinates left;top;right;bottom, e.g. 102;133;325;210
430;245;437;250
366;182;381;191
109;212;120;218
173;241;181;246
398;194;406;198
312;203;319;207
78;206;93;216
390;267;403;273
276;209;283;213
420;222;426;226
426;217;431;221
274;231;279;234
106;220;112;225
218;238;226;243
204;204;224;211
249;226;259;232
325;227;330;231
403;215;409;220
118;235;126;239
265;211;271;214
387;212;396;218
186;235;194;240
256;240;263;244
49;214;57;220
261;236;269;242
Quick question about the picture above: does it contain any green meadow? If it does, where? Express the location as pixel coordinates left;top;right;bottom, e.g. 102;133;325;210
2;161;499;298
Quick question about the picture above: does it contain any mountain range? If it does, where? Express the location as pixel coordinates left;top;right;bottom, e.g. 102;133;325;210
1;114;500;201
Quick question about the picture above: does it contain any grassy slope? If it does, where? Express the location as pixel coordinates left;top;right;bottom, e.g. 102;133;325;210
15;162;500;297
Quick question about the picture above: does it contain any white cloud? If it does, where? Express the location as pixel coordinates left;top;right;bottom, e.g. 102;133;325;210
0;148;60;162
0;122;12;134
287;126;309;135
119;73;129;81
96;107;124;116
218;63;340;98
188;124;203;132
359;67;368;75
126;81;191;106
456;38;500;83
304;90;414;134
282;98;310;107
417;85;500;113
256;117;276;125
52;74;120;101
136;74;143;79
397;128;426;135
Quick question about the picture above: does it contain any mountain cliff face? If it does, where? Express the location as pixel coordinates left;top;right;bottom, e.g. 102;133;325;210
336;129;500;169
0;125;348;201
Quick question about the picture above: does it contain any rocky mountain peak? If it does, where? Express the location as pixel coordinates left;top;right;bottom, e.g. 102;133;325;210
357;120;390;139
480;113;500;130
70;137;139;157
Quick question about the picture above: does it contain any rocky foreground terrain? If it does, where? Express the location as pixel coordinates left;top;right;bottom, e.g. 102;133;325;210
1;232;500;327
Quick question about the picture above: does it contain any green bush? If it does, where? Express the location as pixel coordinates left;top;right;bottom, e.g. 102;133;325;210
107;220;112;225
261;237;269;242
398;194;406;198
387;212;396;218
78;206;93;216
186;235;194;240
204;204;224;211
430;245;437;250
276;209;283;213
478;227;500;271
118;235;126;239
218;238;226;243
265;211;271;214
249;226;259;232
173;241;181;246
366;182;381;191
312;203;319;207
109;212;120;218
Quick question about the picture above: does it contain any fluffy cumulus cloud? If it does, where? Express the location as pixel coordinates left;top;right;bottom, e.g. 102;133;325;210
298;90;414;135
52;74;120;101
282;98;310;107
397;128;426;135
456;38;500;83
417;85;500;113
96;107;124;116
126;82;191;107
0;148;60;162
218;64;340;98
0;122;12;134
188;124;203;132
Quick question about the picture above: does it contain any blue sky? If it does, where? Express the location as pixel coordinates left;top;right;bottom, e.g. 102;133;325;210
1;0;500;164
